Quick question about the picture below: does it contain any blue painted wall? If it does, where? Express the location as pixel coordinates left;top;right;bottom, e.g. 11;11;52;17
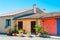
57;18;60;36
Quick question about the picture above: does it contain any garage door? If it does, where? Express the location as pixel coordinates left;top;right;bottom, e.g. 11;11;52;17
40;18;57;35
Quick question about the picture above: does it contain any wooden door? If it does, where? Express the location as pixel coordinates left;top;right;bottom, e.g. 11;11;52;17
31;21;36;34
18;21;23;30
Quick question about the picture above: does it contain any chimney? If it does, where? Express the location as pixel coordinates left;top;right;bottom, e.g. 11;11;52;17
33;4;36;13
43;9;46;13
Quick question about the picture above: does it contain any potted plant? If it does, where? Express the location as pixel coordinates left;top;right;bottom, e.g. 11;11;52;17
18;29;23;37
40;30;48;38
34;24;42;37
27;32;31;37
12;23;18;36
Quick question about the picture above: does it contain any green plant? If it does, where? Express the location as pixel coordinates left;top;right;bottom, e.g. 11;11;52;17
18;29;24;37
40;30;48;36
43;30;48;35
34;24;42;33
18;29;23;34
12;23;17;33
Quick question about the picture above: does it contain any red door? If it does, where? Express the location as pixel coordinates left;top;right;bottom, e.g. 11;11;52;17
40;18;57;35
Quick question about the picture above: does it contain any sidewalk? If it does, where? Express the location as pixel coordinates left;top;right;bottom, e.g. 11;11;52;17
18;34;60;39
48;35;60;39
0;34;60;40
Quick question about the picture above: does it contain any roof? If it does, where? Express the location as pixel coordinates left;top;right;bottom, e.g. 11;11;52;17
16;13;40;19
15;13;46;19
13;13;34;20
41;12;60;18
0;8;44;18
17;12;60;19
0;8;33;17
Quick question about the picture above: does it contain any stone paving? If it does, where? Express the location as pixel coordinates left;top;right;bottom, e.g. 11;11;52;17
0;35;60;40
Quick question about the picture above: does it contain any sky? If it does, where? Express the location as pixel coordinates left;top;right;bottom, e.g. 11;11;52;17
0;0;60;14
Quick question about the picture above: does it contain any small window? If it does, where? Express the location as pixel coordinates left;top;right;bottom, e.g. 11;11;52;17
5;19;11;28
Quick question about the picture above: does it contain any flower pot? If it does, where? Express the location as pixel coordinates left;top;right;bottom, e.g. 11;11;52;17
13;33;17;36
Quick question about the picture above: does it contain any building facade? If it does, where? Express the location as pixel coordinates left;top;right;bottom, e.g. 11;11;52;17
0;5;44;34
0;5;60;36
40;12;60;36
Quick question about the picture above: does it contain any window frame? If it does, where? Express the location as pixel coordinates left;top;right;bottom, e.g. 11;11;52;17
5;19;11;28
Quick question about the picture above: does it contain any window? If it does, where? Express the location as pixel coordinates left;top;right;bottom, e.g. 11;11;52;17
5;19;11;28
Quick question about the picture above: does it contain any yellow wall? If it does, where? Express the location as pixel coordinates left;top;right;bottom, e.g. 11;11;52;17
16;19;40;33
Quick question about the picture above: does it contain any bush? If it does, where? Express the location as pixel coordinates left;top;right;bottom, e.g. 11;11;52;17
40;30;48;36
43;30;48;35
12;23;17;33
34;24;42;33
18;29;23;34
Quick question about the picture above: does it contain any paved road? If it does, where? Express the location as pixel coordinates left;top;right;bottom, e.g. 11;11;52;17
0;35;60;40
